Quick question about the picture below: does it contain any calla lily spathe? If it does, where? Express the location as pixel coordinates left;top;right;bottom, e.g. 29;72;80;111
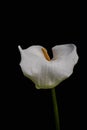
18;44;79;89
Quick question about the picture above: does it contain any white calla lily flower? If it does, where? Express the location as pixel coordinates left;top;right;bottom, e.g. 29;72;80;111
18;44;79;89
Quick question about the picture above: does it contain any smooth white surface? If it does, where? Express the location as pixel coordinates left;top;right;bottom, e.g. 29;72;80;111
18;44;79;89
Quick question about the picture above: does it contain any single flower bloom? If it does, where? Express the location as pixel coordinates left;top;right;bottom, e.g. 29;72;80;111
18;44;79;89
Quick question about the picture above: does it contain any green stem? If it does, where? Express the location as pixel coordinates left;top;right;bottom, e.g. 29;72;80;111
51;88;60;130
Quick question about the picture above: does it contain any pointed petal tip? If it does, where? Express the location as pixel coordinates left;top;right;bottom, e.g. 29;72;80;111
18;45;22;52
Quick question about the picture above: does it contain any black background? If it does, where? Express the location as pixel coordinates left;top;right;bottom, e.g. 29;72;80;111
15;37;81;130
1;1;86;129
14;5;84;130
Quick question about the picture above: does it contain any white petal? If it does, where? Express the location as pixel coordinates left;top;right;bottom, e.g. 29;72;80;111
18;45;51;89
52;44;76;59
51;44;79;77
19;45;46;60
18;44;79;89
